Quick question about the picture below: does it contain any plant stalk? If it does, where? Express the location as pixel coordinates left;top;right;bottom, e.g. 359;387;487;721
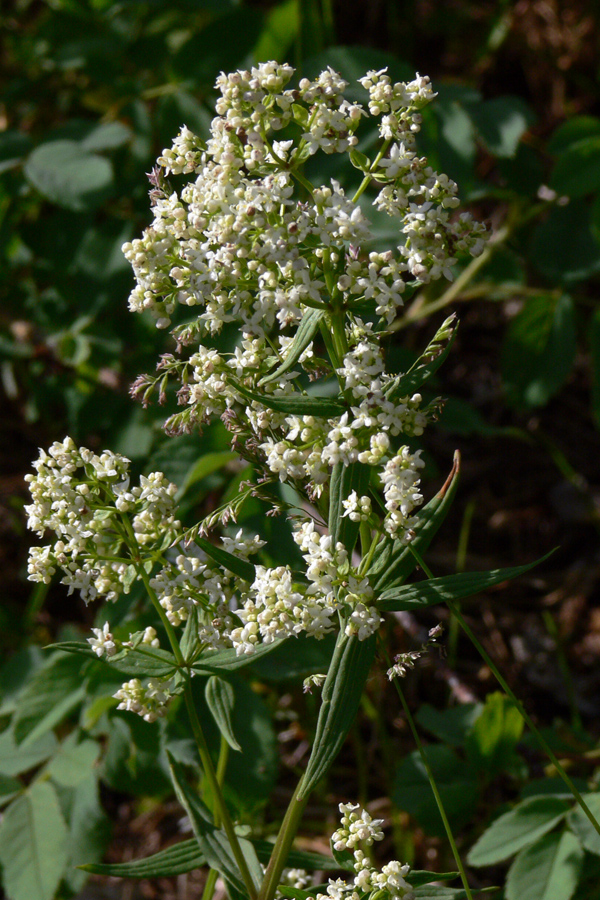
257;779;309;900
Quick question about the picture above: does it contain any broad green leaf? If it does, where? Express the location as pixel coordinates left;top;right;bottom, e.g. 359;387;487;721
205;676;241;752
501;294;576;408
260;308;325;385
235;381;346;417
24;140;113;211
467;96;535;158
107;645;179;678
415;703;483;748
328;460;371;554
102;716;171;797
13;654;86;745
567;793;600;855
192;638;285;675
530;201;600;283
47;733;100;787
0;780;68;900
378;553;552;611
465;692;523;776
384;315;457;400
0;726;57;776
393;745;480;838
368;452;460;592
64;774;111;894
506;829;583;900
298;631;376;799
547;116;600;155
550;136;600;198
195;536;256;584
79;121;132;152
468;797;571;867
167;752;261;896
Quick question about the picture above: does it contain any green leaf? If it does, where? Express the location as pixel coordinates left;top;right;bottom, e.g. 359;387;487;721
0;780;68;900
178;451;239;497
501;294;576;408
44;640;96;659
167;752;261;896
108;645;179;678
260;309;325;385
0;130;32;173
408;871;460;887
192;639;285;675
547;116;600;155
328;460;371;555
247;633;335;682
393;745;480;838
384;315;457;400
530;201;600;283
368;452;460;592
465;693;524;776
79;121;132;152
468;796;571;867
349;149;371;172
0;726;57;777
13;654;86;745
378;553;552;612
47;733;100;787
65;775;111;894
195;536;256;584
567;793;600;856
415;703;483;748
298;631;376;799
467;96;535;158
413;887;497;899
181;605;203;664
234;380;346;417
0;774;22;807
550;136;600;198
506;829;583;900
205;676;241;752
24;140;114;211
81;839;206;877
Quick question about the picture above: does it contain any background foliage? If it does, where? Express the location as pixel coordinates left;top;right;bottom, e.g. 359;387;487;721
3;1;600;899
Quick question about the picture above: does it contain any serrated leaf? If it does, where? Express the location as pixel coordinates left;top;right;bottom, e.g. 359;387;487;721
195;536;256;584
506;829;583;900
298;631;376;799
0;780;68;900
368;452;460;592
167;752;261;896
260;309;325;385
205;676;241;752
328;460;371;554
235;380;346;417
24;140;114;211
47;733;100;787
468;796;570;867
0;726;57;776
378;553;552;611
13;654;86;745
567;793;600;856
384;315;457;401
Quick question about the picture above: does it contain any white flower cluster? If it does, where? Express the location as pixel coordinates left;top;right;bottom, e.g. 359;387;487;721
308;803;414;900
25;438;181;604
113;677;173;723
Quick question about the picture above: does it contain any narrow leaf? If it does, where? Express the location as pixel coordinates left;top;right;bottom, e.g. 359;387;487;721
298;631;376;799
368;451;460;592
329;460;371;553
378;553;553;612
260;309;325;385
81;839;206;877
179;451;239;496
0;780;68;900
192;639;285;674
108;646;179;678
506;829;583;900
195;536;256;584
205;676;242;752
567;792;600;856
468;796;570;867
384;315;457;400
408;871;459;887
234;380;346;417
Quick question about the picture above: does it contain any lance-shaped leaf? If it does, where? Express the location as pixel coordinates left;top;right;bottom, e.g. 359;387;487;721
378;553;553;612
192;639;285;675
368;451;460;593
233;380;347;418
412;887;498;899
82;836;343;879
328;461;371;554
298;631;376;799
195;536;256;584
260;309;325;385
167;752;261;897
107;646;179;677
205;676;241;752
384;315;457;401
181;605;203;664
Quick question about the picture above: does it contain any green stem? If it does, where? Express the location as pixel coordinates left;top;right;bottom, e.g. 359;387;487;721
257;780;309;900
381;640;473;900
351;139;392;205
201;867;219;900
